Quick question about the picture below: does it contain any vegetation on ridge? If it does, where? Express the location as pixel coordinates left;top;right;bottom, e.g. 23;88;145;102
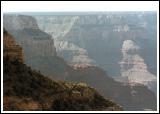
3;58;122;111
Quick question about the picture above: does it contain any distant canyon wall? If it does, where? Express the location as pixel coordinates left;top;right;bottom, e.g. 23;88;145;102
119;40;156;93
3;14;57;66
34;12;157;93
35;15;95;67
34;12;157;76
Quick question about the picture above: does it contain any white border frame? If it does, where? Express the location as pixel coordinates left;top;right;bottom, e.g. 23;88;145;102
1;1;159;113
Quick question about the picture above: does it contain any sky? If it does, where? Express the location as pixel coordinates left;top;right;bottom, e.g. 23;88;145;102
1;1;159;12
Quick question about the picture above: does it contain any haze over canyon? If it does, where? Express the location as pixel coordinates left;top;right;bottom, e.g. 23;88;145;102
3;11;157;111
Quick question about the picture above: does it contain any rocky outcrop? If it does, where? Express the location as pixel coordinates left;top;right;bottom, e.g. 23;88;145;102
3;14;57;62
3;29;24;63
119;40;157;94
4;14;57;77
54;40;96;66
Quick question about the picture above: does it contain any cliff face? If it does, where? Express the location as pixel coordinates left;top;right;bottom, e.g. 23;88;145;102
3;29;24;63
54;40;96;66
119;40;156;94
4;15;58;77
3;15;57;62
35;16;96;66
34;12;157;93
35;12;157;76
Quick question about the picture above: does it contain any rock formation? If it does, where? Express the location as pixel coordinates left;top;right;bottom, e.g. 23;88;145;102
34;12;157;95
119;40;156;93
35;15;96;66
3;14;57;61
3;29;24;63
4;14;58;77
54;40;96;66
34;12;157;77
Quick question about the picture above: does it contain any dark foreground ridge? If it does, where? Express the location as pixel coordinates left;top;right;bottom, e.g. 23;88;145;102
3;58;123;111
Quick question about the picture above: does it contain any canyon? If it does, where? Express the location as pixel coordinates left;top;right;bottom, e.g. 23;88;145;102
3;13;157;111
33;12;157;93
